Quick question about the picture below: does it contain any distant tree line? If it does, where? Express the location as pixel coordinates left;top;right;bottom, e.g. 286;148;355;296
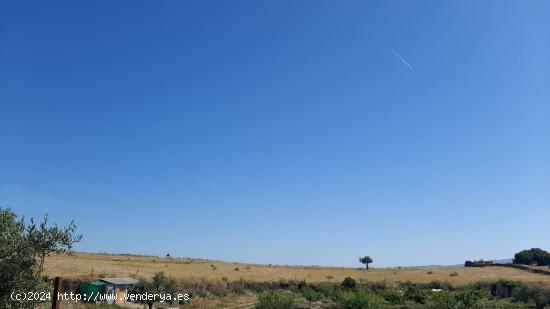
514;248;550;266
464;259;493;267
465;248;550;268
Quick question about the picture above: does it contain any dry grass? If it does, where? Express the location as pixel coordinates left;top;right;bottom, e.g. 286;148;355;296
44;252;550;287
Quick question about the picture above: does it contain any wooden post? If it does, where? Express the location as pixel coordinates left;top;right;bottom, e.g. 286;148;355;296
52;277;62;309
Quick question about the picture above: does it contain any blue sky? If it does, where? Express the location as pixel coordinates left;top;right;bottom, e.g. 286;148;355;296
1;1;549;267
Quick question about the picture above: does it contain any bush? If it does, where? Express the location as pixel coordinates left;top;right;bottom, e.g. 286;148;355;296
295;280;323;301
314;283;341;299
297;280;308;291
404;284;428;304
301;287;323;302
334;287;385;309
427;288;488;309
255;291;297;309
381;289;405;305
428;291;459;309
449;271;459;277
513;285;550;309
454;289;486;309
341;277;357;289
231;285;246;295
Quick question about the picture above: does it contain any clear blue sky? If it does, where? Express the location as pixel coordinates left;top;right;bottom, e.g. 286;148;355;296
1;1;549;267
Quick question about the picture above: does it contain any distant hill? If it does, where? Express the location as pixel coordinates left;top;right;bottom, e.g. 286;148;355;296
402;258;513;269
399;264;462;269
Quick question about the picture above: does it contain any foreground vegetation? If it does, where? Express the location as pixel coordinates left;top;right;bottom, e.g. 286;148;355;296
0;208;82;308
186;277;550;309
57;276;549;309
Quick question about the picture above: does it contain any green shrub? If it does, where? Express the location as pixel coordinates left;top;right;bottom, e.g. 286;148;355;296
232;285;246;295
513;285;550;309
297;280;308;291
381;289;405;305
454;289;486;309
427;289;488;309
404;284;428;304
341;277;357;289
294;279;323;301
301;287;323;302
334;287;385;309
255;291;297;309
315;283;341;299
497;279;524;288
428;291;458;309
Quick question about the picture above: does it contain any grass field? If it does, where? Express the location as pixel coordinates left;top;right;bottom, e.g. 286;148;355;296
44;252;550;287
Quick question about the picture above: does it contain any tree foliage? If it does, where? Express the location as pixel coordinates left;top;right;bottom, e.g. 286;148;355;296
341;277;357;289
128;271;177;309
0;208;82;308
359;256;373;269
514;248;550;266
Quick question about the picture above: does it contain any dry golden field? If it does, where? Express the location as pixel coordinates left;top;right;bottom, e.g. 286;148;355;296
44;252;550;287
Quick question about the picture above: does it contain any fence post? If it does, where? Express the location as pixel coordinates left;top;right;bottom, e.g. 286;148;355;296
52;277;62;309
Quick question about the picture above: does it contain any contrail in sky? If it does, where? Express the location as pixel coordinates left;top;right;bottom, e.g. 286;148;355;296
390;47;413;70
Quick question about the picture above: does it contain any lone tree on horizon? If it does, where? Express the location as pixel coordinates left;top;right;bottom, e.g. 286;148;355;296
359;256;373;270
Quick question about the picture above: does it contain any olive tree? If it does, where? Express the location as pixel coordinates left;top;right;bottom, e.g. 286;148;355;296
0;208;82;308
